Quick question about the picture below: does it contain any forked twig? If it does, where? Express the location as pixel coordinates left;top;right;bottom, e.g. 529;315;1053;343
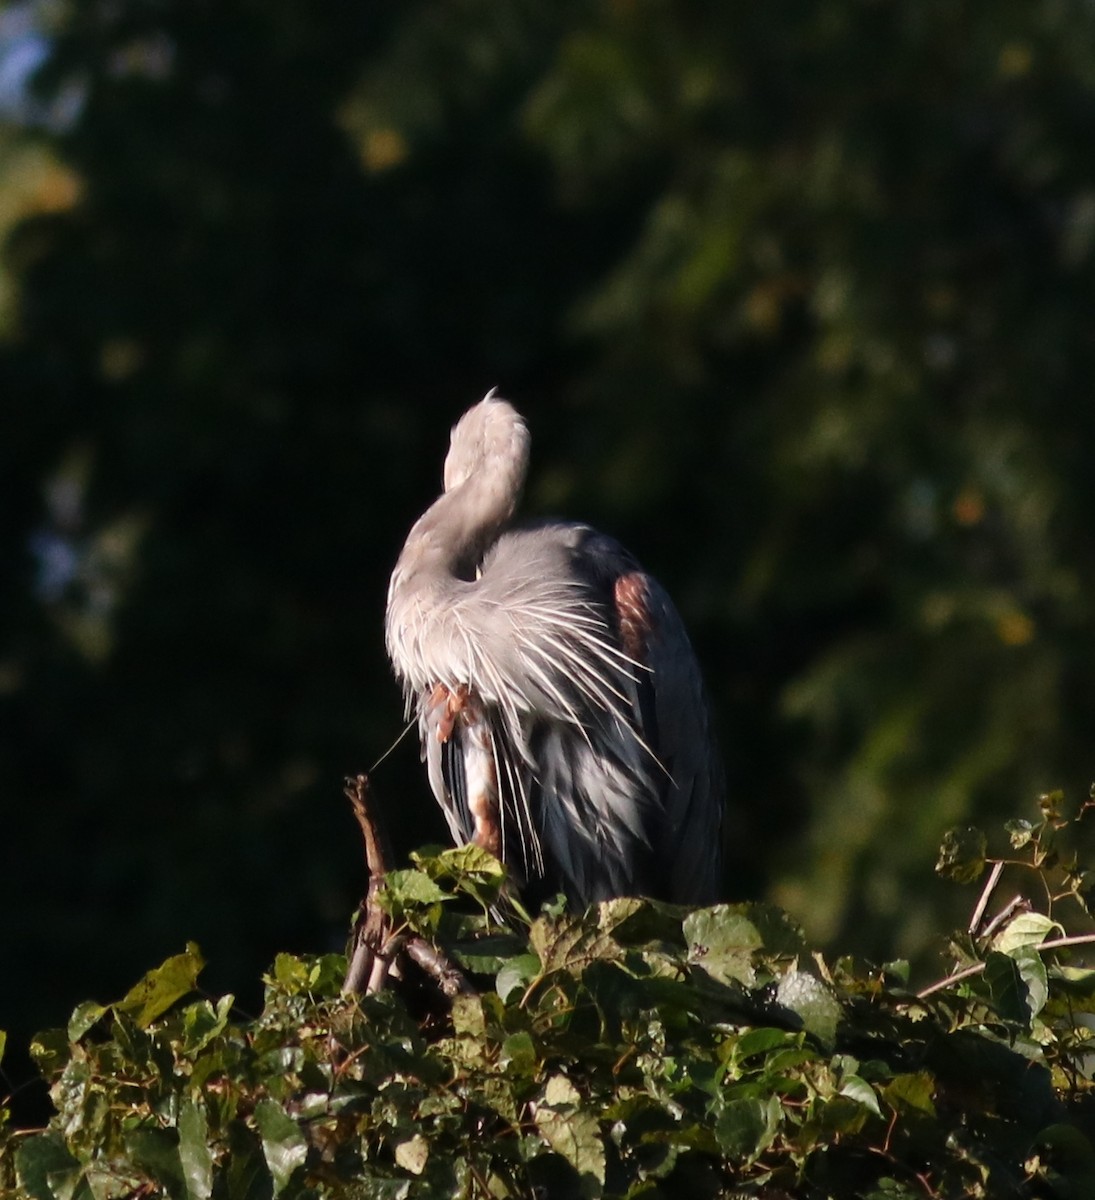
341;773;472;999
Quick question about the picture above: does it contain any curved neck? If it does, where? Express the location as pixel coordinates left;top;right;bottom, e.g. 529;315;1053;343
392;458;524;591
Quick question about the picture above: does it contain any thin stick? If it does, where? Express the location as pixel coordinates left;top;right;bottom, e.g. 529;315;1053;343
340;773;473;1001
968;860;1005;936
343;774;395;996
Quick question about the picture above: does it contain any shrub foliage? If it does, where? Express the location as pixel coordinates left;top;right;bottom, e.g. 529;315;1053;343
5;795;1095;1198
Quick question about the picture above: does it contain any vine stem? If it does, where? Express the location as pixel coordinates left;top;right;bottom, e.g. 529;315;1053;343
917;932;1095;1000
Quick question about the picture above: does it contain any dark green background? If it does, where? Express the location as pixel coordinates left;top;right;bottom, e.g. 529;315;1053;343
5;0;1095;1118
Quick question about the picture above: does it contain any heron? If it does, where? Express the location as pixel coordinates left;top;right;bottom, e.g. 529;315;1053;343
385;393;724;908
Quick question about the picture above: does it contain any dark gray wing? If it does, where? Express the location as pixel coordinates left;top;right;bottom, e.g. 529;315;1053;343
560;527;725;904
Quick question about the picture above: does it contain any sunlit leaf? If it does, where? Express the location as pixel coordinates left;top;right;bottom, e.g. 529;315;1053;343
394;1134;429;1175
840;1075;884;1119
116;943;205;1028
496;952;540;1001
382;868;450;907
65;1002;106;1042
535;1075;605;1196
182;994;234;1054
254;1099;307;1197
882;1072;936;1118
684;906;763;986
178;1099;214;1200
776;968;842;1049
992;912;1062;956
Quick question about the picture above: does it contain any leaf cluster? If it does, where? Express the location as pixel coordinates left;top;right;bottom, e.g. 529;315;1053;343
5;828;1095;1200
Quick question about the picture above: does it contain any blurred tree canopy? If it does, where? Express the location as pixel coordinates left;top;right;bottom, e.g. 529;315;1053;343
5;0;1095;1117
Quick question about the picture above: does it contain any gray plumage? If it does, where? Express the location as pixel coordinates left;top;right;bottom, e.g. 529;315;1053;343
385;393;724;907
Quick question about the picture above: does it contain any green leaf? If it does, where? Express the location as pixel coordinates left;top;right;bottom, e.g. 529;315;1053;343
14;1132;82;1200
254;1098;308;1197
501;1030;538;1074
736;902;807;955
776;968;841;1049
684;906;763;986
28;1028;71;1081
66;1001;106;1042
496;953;540;1001
840;1074;884;1118
1013;945;1049;1020
715;1095;781;1162
271;953;311;994
992;912;1062;955
116;943;205;1028
182;994;234;1054
530;911;622;977
451;993;487;1037
936;827;987;883
383;868;450;907
984;949;1047;1023
882;1072;936;1118
178;1099;214;1200
430;842;507;880
535;1074;605;1197
732;1026;798;1062
126;1127;185;1198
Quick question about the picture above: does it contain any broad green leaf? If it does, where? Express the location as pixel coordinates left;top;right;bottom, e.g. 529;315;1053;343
714;1095;781;1161
66;1002;106;1042
736;902;807;956
126;1127;185;1197
271;953;311;994
383;868;450;906
984;950;1046;1023
535;1074;605;1196
840;1074;884;1118
992;912;1062;956
0;1029;5;1063
394;1134;429;1175
731;1026;797;1063
776;969;841;1049
935;827;987;883
451;993;486;1037
116;943;205;1028
496;953;540;1001
684;906;763;986
182;994;234;1054
178;1099;214;1200
14;1132;81;1200
254;1099;307;1197
883;1072;936;1117
501;1031;538;1074
530;912;622;977
429;842;507;880
28;1028;71;1081
1013;945;1049;1019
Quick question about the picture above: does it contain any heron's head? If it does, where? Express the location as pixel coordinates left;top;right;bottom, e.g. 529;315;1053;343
443;391;531;494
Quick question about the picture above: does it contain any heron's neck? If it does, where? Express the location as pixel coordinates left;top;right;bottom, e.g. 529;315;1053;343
392;467;521;590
